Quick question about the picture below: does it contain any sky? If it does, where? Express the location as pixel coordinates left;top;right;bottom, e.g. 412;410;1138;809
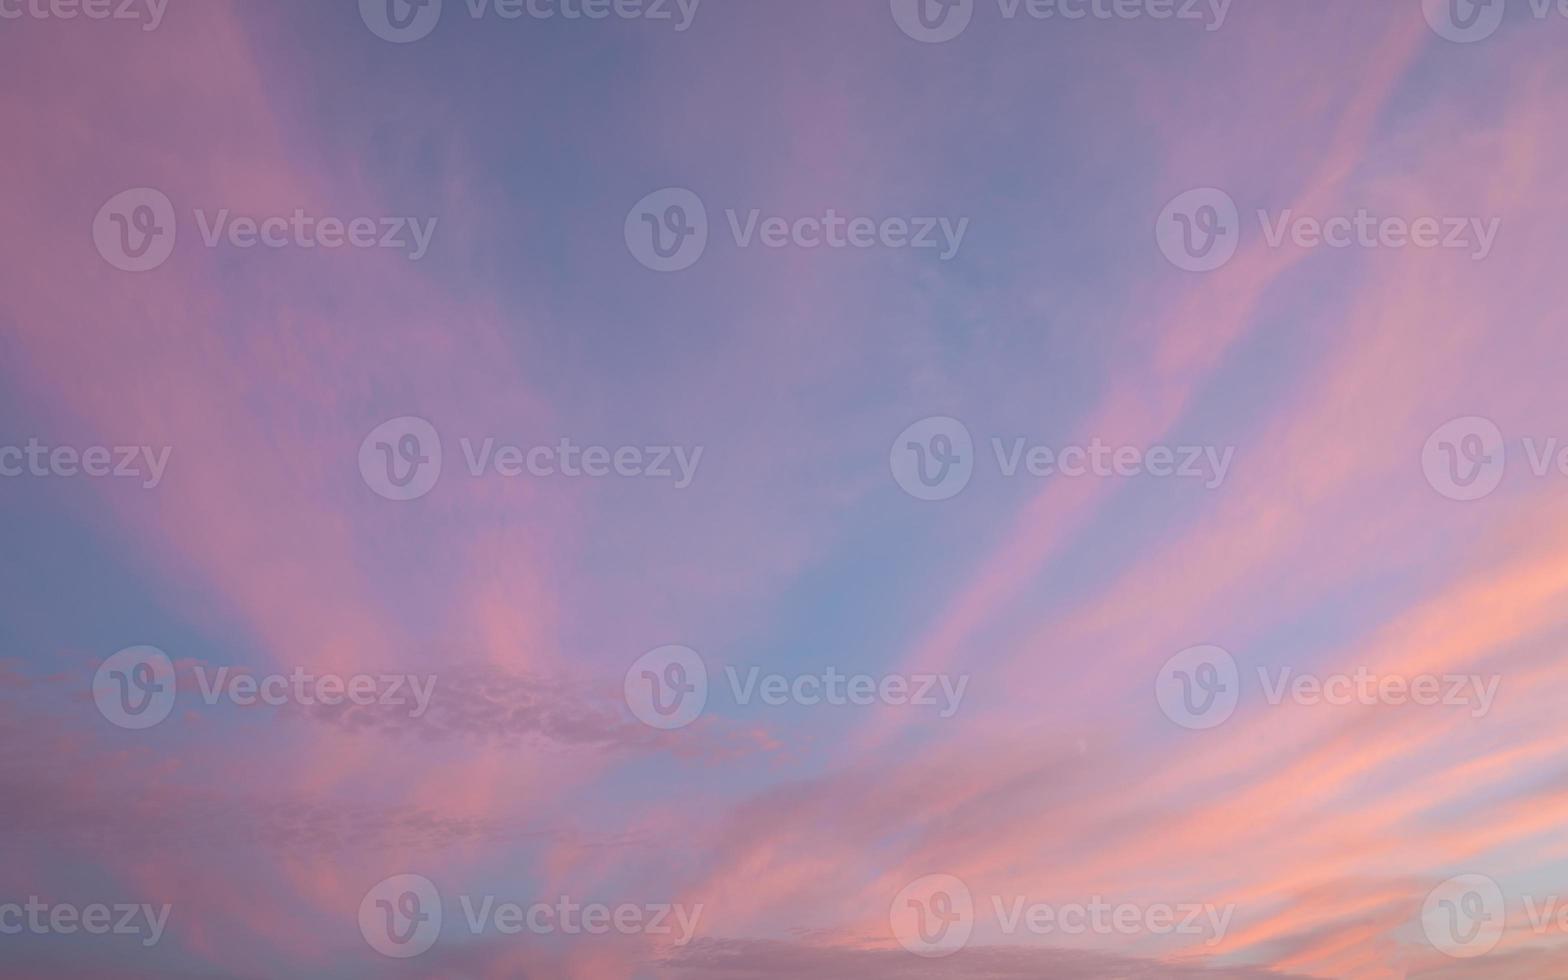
3;0;1568;977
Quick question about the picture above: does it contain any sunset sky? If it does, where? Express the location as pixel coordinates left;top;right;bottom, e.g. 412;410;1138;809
4;1;1568;977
